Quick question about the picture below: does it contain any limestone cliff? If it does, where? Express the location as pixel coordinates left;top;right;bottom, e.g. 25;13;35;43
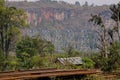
6;0;111;52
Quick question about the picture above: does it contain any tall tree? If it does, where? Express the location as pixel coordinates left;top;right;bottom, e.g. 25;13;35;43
110;2;120;40
89;14;109;58
89;3;120;72
0;0;27;58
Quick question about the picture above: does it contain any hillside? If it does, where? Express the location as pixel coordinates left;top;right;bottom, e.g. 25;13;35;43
6;0;112;52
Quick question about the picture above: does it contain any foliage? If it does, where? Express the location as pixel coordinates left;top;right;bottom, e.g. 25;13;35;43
89;14;109;58
16;37;40;57
110;2;120;22
90;53;102;69
64;45;83;57
15;36;54;69
109;42;120;65
81;75;105;80
0;50;5;71
101;42;120;72
0;0;119;75
110;2;120;40
17;52;33;69
0;0;27;70
0;0;27;58
16;36;54;57
31;55;45;68
91;42;120;72
89;2;120;72
82;57;95;69
5;56;20;70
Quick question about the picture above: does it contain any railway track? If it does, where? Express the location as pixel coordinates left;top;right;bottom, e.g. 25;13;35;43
0;68;101;80
0;68;59;78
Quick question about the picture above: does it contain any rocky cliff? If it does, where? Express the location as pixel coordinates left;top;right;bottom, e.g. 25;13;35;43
6;0;112;52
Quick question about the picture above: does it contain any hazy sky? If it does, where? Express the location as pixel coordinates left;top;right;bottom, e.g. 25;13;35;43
8;0;120;5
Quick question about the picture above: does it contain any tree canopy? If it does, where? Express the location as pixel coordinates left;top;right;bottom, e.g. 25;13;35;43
89;2;120;72
15;36;54;69
0;0;27;58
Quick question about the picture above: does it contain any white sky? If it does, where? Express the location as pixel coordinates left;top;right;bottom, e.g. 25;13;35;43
8;0;120;5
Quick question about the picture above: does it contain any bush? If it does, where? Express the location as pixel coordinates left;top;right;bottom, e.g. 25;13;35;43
82;57;95;69
0;51;6;71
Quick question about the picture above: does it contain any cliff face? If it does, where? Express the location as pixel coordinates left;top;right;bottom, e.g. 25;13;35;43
6;1;111;52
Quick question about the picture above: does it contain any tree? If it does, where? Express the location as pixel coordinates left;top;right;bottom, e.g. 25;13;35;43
5;56;20;70
0;0;4;6
89;2;120;72
16;37;39;58
89;14;109;58
99;42;120;72
0;0;27;58
110;2;120;40
107;42;120;71
16;36;54;69
16;36;54;57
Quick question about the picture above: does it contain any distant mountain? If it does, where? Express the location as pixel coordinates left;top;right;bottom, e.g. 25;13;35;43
6;0;112;52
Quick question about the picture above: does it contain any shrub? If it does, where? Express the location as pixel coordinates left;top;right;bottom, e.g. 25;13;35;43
82;57;95;69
